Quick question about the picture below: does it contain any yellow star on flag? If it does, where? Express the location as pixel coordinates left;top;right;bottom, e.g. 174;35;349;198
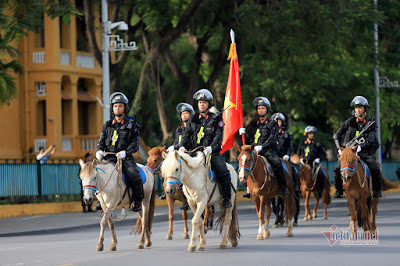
223;88;236;110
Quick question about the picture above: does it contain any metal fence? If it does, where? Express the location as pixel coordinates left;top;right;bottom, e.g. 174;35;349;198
1;160;399;198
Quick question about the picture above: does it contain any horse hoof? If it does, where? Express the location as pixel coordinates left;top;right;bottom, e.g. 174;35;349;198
137;244;144;249
188;246;196;252
204;229;208;234
196;246;205;251
165;235;173;240
231;241;238;248
145;241;152;248
323;216;327;220
183;234;189;239
313;215;317;219
256;234;264;240
293;222;298;227
96;245;104;252
272;224;278;228
287;232;293;237
108;246;116;251
219;244;227;249
263;231;270;239
303;217;308;221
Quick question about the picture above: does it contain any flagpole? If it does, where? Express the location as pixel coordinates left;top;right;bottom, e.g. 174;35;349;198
230;29;246;146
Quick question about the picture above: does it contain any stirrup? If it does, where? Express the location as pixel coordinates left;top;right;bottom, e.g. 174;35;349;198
241;193;251;198
222;199;232;208
334;191;343;198
131;202;142;212
373;190;382;198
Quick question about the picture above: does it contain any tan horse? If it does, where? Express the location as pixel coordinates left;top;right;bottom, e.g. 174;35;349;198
291;154;331;220
146;147;189;240
237;144;296;239
79;159;155;251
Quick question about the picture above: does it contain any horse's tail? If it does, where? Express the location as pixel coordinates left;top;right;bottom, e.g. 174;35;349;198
284;189;297;224
323;177;331;205
228;196;241;244
382;175;398;191
131;215;142;235
147;180;156;234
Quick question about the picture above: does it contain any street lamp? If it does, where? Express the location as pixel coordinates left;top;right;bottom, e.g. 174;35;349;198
101;0;138;123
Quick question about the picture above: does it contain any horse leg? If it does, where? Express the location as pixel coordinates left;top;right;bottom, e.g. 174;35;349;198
202;207;208;235
304;191;310;220
347;196;357;239
360;195;370;233
293;193;300;226
144;201;152;248
187;202;200;252
264;198;271;239
97;210;111;251
195;202;207;252
370;198;379;232
313;195;319;219
182;209;189;239
219;207;233;249
107;216;117;251
166;197;174;240
278;197;285;225
253;196;263;240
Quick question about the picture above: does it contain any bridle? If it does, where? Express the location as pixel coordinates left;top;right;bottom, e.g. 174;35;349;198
82;167;106;193
165;157;183;184
146;157;164;174
238;150;256;178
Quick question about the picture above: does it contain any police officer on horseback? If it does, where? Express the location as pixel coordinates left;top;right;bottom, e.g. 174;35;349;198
272;112;300;193
180;89;233;208
96;92;143;212
333;96;382;198
297;125;327;197
162;103;195;209
241;97;289;196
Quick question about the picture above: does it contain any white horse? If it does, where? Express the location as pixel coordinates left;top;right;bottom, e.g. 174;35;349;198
161;150;240;252
79;159;155;251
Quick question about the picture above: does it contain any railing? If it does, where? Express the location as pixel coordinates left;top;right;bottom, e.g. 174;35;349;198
34;138;47;152
62;137;72;151
76;54;95;68
60;51;70;65
33;52;46;63
80;137;98;151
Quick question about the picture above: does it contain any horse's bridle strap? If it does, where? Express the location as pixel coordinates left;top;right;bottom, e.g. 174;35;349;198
341;161;357;173
146;158;164;173
165;157;183;184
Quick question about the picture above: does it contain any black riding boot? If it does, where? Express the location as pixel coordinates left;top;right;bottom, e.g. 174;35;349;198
275;167;288;195
218;175;232;208
316;173;325;198
293;170;300;193
334;170;343;198
179;185;189;210
372;170;382;198
131;180;144;212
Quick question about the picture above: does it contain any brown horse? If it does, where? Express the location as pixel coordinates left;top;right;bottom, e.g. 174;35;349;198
237;144;296;239
338;146;380;234
291;154;331;221
146;147;189;240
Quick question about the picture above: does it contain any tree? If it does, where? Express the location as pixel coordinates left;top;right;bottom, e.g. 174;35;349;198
0;0;80;105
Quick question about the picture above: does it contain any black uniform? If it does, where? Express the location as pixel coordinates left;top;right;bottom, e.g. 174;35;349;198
276;130;300;192
98;117;144;206
247;118;288;193
333;117;381;196
297;139;327;196
173;125;194;150
180;111;232;203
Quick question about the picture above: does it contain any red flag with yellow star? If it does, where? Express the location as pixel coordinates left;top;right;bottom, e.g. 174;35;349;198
220;30;244;155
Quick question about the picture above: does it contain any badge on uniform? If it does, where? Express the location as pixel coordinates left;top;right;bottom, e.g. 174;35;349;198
116;96;121;100
111;130;118;146
218;121;224;127
181;105;187;111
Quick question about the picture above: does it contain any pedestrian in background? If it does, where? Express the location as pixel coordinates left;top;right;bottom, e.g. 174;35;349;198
36;145;56;164
78;152;94;213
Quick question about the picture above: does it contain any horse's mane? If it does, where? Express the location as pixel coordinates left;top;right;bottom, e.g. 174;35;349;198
339;147;357;163
161;152;181;174
81;161;95;177
179;150;204;169
241;145;253;152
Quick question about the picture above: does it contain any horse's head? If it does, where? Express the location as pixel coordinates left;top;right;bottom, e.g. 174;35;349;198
79;159;98;205
339;146;359;182
161;150;182;196
146;146;166;175
237;144;256;183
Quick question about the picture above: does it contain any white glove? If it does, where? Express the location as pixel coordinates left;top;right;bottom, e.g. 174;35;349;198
204;146;212;155
167;146;175;153
283;155;289;161
179;147;186;152
239;128;246;135
314;158;320;164
338;149;342;155
254;146;262;152
96;150;104;160
356;146;362;153
116;150;126;159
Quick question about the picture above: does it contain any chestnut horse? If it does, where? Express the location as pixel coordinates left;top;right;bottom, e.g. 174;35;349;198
146;147;189;240
238;144;296;239
291;154;331;221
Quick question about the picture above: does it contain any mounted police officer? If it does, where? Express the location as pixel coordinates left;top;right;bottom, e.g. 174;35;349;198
297;126;327;197
241;97;289;196
180;89;233;208
333;96;382;198
161;103;195;209
96;92;143;212
272;112;300;193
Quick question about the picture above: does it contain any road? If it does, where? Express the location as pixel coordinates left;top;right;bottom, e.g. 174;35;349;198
1;193;399;266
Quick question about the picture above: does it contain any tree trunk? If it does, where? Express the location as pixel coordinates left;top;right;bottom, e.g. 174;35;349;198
155;59;172;143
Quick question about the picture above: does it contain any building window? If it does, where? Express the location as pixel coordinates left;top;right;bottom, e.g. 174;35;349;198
36;82;46;96
34;15;45;48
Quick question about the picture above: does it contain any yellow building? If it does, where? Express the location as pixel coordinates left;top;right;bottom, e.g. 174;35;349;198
0;1;139;161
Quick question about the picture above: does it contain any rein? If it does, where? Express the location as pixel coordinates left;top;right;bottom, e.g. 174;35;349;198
146;157;164;174
82;167;105;191
240;151;270;192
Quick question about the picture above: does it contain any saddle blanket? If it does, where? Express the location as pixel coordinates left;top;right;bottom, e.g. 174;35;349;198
208;168;232;182
116;164;146;185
